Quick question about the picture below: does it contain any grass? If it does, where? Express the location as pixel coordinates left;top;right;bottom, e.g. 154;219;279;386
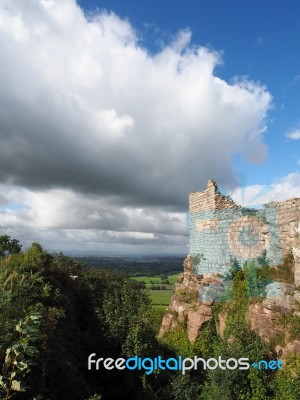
165;274;181;284
150;289;173;305
131;274;180;290
152;305;168;311
131;273;179;305
132;274;180;285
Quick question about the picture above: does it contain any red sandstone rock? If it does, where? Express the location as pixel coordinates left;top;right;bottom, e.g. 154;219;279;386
161;254;300;357
187;308;212;342
217;311;227;339
247;303;283;342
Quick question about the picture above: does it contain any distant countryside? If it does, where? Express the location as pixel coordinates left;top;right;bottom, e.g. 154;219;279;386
72;255;183;306
132;274;180;306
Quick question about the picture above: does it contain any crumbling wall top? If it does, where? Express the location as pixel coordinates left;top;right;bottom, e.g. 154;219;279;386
189;179;238;213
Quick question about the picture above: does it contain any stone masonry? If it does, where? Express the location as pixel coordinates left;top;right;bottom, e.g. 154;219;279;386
189;180;300;283
161;181;300;349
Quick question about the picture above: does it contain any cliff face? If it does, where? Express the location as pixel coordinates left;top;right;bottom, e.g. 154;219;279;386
160;256;216;342
160;253;300;357
161;181;300;356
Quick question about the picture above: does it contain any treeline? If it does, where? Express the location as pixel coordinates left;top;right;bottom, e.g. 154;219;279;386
0;236;299;399
73;256;183;276
0;238;170;399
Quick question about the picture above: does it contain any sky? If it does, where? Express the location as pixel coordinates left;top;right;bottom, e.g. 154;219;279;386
0;0;299;255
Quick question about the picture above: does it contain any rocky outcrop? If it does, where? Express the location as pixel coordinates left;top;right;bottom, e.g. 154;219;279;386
160;255;300;355
263;282;296;313
247;299;300;358
275;340;300;359
247;303;283;343
216;310;227;339
187;305;212;342
160;312;178;333
159;256;219;342
161;181;300;355
173;255;204;294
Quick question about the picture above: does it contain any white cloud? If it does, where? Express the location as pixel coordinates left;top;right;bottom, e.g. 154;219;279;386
0;0;274;253
0;185;188;253
285;130;300;140
230;172;300;207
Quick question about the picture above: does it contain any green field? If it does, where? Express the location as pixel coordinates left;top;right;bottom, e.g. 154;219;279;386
150;289;173;305
132;274;180;305
132;274;179;285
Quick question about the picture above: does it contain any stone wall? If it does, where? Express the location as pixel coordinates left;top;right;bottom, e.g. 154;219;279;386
161;183;300;349
189;180;237;213
294;246;300;286
189;180;300;277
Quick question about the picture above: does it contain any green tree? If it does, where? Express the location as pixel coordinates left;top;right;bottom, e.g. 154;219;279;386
0;235;22;257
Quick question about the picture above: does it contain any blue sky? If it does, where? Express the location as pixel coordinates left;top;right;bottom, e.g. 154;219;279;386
80;0;300;186
0;0;299;254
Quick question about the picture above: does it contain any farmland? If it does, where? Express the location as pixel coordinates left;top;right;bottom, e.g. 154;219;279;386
131;274;180;305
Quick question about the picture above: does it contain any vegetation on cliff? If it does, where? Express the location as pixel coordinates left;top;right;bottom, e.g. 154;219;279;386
0;237;299;399
159;254;300;400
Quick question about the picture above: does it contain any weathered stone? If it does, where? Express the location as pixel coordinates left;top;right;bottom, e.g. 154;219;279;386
275;340;300;360
247;303;283;342
161;180;300;358
199;282;227;303
264;282;295;312
217;311;227;339
187;307;212;343
170;299;190;319
159;313;177;337
293;246;300;286
294;290;300;303
159;256;218;341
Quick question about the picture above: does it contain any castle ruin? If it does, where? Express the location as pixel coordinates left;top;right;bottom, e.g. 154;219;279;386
189;180;300;284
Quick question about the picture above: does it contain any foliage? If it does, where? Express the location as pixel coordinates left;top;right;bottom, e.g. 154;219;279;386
260;253;295;285
243;260;271;299
169;373;201;400
192;319;220;358
175;288;198;304
75;256;183;276
276;313;300;341
0;310;41;400
273;354;300;400
159;327;191;359
149;306;167;332
191;253;205;270
0;235;22;257
0;241;168;399
0;235;299;399
197;268;275;400
162;253;299;399
256;249;270;268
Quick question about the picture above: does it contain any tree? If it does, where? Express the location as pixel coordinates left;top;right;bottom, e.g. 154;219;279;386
0;235;22;257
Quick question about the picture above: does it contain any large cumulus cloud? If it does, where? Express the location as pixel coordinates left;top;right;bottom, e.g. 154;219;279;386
0;0;273;252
